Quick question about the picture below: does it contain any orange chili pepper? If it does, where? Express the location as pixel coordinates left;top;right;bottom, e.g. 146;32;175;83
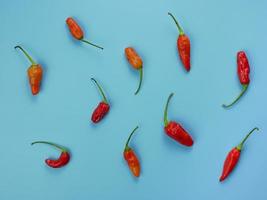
123;126;141;177
15;46;43;95
125;47;143;95
66;17;103;50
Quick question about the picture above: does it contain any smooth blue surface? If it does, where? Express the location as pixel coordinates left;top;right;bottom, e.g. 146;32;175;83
0;0;267;199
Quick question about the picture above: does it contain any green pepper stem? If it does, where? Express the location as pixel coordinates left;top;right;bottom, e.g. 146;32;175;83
222;84;248;108
31;141;67;152
168;12;184;35
15;45;36;65
81;39;104;50
91;78;108;103
164;93;174;127
236;127;259;150
134;68;143;95
125;126;139;149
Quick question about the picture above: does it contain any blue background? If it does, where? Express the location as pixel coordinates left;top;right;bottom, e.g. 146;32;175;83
0;0;267;199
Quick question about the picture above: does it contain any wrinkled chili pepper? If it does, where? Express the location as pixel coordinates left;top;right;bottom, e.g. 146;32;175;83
31;141;70;168
168;12;191;72
91;78;110;123
66;17;103;50
219;127;259;182
15;46;43;95
124;126;141;177
164;93;193;146
223;51;250;108
125;47;143;95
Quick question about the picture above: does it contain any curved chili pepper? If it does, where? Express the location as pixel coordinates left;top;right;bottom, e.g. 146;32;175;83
66;17;103;50
164;93;193;146
91;78;110;123
219;127;259;182
124;126;141;177
125;47;143;95
168;12;191;72
223;51;250;108
15;46;43;95
31;141;70;168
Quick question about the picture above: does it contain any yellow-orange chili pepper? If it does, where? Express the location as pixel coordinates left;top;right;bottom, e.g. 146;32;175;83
123;126;141;177
125;47;143;95
66;17;103;50
15;46;43;95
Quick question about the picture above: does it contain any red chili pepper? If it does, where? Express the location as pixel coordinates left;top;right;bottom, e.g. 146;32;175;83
223;51;250;108
123;126;141;177
91;78;110;123
31;141;70;168
15;46;43;95
164;93;194;146
125;47;143;95
168;12;191;72
219;127;259;182
66;17;103;50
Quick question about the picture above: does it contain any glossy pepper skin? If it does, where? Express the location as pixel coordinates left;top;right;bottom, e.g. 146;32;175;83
168;12;191;72
164;93;193;146
124;126;141;177
223;51;250;108
125;47;143;95
219;127;259;182
237;51;250;84
91;78;110;123
31;141;70;168
66;17;103;50
15;46;43;95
